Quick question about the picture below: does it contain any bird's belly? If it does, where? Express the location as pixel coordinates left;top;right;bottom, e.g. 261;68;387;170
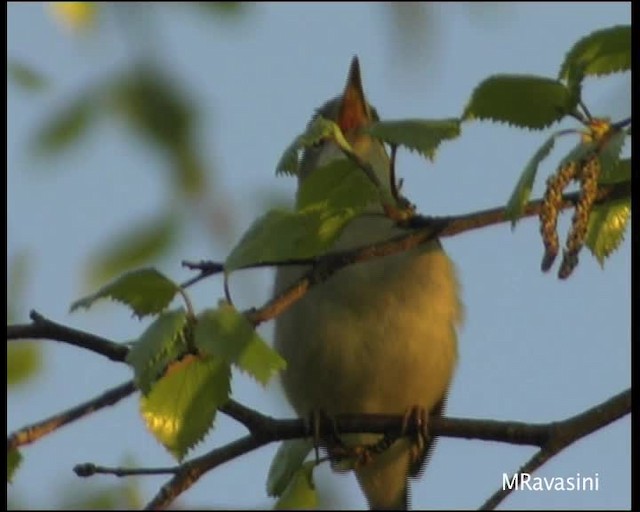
273;216;462;418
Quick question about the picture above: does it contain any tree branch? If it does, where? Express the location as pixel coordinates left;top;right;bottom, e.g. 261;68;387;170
480;387;631;509
66;388;625;510
144;435;263;510
5;183;630;509
7;380;136;450
7;310;129;362
6;307;629;509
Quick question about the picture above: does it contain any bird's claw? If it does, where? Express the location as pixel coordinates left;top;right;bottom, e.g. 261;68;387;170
402;405;429;466
305;409;343;464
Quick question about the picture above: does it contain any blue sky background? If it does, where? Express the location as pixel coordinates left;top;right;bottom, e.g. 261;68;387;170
7;3;630;510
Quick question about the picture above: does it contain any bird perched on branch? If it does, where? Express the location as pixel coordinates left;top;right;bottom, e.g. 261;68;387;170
274;57;463;510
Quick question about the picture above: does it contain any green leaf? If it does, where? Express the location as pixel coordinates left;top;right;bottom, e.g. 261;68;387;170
140;354;230;460
126;309;189;394
367;118;460;160
70;268;180;318
111;70;193;151
267;439;313;497
557;141;595;169
599;158;630;185
276;117;348;176
34;93;97;154
296;159;379;213
225;208;341;271
597;129;627;180
505;135;557;227
463;75;577;129
233;157;383;271
7;448;22;484
7;343;42;388
555;127;626;177
111;71;205;198
8;61;48;91
86;214;178;288
276;137;302;176
559;25;631;86
584;197;630;266
195;304;286;385
274;461;318;510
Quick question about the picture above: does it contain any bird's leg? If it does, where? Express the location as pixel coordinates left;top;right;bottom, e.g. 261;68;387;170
305;409;343;464
402;405;429;467
332;407;430;470
355;405;429;464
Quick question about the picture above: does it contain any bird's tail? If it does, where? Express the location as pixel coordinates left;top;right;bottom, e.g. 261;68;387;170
354;438;412;510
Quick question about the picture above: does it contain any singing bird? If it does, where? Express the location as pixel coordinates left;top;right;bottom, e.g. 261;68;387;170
274;57;463;510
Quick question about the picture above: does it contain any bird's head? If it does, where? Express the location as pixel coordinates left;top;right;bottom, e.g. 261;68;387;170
299;57;389;184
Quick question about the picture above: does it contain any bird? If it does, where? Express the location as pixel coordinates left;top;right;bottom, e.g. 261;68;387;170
273;56;463;510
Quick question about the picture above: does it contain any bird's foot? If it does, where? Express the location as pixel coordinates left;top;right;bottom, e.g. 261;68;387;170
402;405;429;468
329;443;379;470
305;409;343;464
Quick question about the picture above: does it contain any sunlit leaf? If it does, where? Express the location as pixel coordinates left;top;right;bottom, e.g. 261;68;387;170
126;309;189;394
195;304;285;386
559;25;631;86
267;439;313;497
86;213;178;287
585;198;630;266
7;448;22;484
276;117;348;176
140;354;230;460
505;135;557;227
71;268;180;318
8;61;48;91
463;75;577;129
274;461;318;510
367;118;460;161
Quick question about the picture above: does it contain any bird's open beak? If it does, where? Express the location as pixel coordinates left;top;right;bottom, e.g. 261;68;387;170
338;56;372;133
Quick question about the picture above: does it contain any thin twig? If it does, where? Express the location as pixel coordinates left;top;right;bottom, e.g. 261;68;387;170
7;380;136;450
612;116;631;131
480;449;550;510
177;181;630;328
74;462;177;478
137;388;629;510
7;310;129;362
579;100;593;122
144;435;263;510
479;387;631;510
180;260;225;289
